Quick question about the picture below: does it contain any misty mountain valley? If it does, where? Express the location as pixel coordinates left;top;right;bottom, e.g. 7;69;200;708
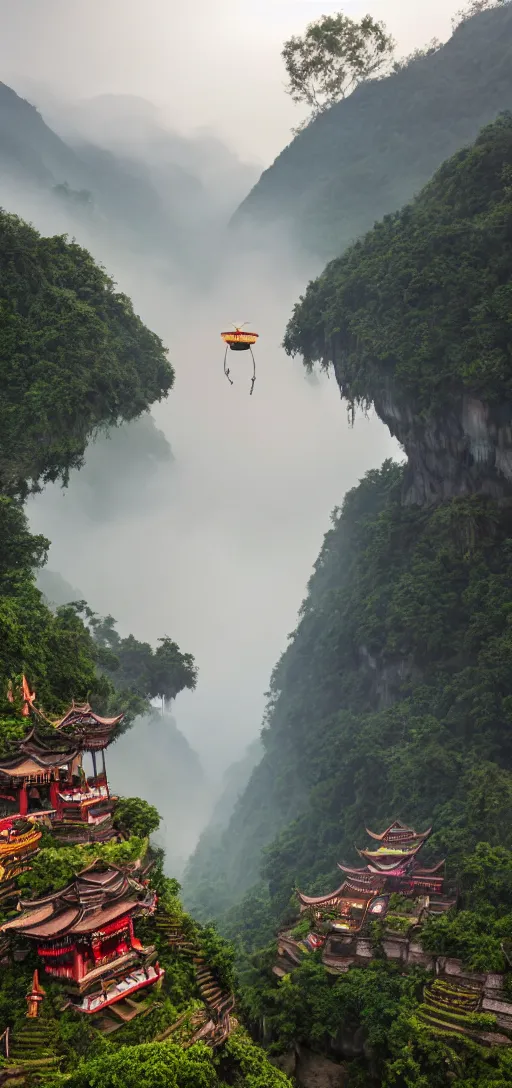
2;1;512;1086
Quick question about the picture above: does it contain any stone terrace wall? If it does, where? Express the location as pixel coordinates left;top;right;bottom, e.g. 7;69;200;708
322;935;512;1031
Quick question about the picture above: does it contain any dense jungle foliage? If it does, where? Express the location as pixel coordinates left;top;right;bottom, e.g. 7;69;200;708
0;499;197;748
185;115;512;1085
233;2;512;259
88;612;197;714
184;451;512;1084
0;831;291;1088
241;958;512;1087
0;497;110;736
184;461;512;928
283;112;512;416
0;209;173;498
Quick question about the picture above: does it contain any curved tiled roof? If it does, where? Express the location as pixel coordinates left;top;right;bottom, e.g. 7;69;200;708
365;821;432;843
0;727;79;777
53;704;124;751
1;863;154;943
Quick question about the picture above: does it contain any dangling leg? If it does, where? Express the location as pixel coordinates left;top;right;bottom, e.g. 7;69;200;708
223;346;233;386
249;347;256;396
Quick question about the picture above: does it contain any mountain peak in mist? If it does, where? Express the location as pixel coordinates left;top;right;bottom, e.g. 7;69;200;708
86;93;158;115
232;2;512;260
0;80;83;187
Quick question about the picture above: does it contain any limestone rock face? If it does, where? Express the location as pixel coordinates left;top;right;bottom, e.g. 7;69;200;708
270;1050;297;1077
333;355;512;506
272;1046;349;1087
296;1048;348;1088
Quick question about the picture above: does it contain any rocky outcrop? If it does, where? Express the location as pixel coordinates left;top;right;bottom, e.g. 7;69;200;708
278;928;512;1039
272;1048;348;1088
358;646;422;708
342;368;512;507
296;1048;348;1088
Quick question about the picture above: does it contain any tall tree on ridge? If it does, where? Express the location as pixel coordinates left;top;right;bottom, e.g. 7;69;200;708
282;12;395;131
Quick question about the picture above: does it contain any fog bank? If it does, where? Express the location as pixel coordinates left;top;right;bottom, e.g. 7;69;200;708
27;221;398;779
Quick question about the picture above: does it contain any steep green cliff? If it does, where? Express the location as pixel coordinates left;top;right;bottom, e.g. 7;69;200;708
185;116;512;973
183;112;512;1088
183;739;264;921
184;458;512;930
284;111;512;505
233;3;512;260
0;210;173;498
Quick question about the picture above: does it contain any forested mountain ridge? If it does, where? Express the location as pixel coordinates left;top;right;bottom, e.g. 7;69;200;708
0;81;258;268
0;81;191;256
0;209;173;498
183;739;264;921
232;2;512;260
285;112;512;506
0;81;84;188
184;117;512;963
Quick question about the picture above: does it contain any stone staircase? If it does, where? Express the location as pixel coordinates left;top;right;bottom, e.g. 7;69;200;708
427;896;457;915
155;908;235;1048
1;1019;61;1083
155;1005;208;1045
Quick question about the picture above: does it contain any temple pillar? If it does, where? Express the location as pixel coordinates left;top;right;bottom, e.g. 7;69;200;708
49;779;59;813
19;785;28;816
73;948;85;982
91;751;97;782
101;750;109;797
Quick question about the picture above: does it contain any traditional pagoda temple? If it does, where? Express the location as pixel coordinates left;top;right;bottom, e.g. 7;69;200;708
297;882;389;935
0;862;163;1017
337;821;446;898
0;681;123;844
296;821;451;932
0;728;81;819
54;701;123;761
50;703;123;844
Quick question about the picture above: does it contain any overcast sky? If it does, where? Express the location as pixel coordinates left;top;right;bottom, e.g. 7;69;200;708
3;0;466;161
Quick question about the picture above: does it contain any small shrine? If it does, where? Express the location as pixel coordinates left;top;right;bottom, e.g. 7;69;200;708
26;971;45;1018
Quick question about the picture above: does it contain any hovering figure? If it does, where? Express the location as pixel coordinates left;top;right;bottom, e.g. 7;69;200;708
221;324;259;395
